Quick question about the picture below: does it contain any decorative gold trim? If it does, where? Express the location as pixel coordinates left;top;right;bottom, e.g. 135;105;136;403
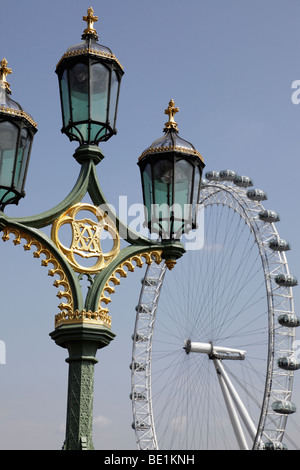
51;203;121;274
1;226;73;315
56;8;123;70
165;259;177;270
55;308;111;329
0;58;37;128
54;250;162;329
0;58;12;93
138;145;204;163
56;47;124;71
164;99;179;132
138;99;204;163
98;250;162;318
82;7;98;37
0;105;37;129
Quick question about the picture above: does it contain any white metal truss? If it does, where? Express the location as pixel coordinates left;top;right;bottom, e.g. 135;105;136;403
130;261;167;449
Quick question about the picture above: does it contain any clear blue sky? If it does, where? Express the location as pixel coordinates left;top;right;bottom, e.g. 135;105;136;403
0;0;299;449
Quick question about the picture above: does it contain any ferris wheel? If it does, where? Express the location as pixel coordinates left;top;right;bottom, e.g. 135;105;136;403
130;169;299;450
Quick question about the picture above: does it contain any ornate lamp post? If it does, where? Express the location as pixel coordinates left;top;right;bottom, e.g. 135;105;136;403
56;7;123;146
0;58;37;210
0;8;204;450
138;99;205;251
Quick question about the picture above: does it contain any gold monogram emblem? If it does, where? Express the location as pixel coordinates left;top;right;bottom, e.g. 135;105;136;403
51;203;120;273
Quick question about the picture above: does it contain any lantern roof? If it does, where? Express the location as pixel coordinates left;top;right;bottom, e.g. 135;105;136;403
138;100;204;163
0;59;37;130
56;7;124;73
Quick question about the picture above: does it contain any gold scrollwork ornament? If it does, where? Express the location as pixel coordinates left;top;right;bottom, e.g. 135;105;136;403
51;203;120;274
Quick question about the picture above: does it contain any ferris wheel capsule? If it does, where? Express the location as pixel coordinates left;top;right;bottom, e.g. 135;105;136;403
233;175;253;187
135;304;152;314
247;188;268;201
278;313;300;327
272;400;297;415
219;169;237;181
269;238;291;252
259;210;280;223
131;333;147;342
141;277;159;286
131;421;150;431
278;356;300;371
264;441;288;450
205;171;220;181
130;362;146;371
275;274;298;287
130;392;146;401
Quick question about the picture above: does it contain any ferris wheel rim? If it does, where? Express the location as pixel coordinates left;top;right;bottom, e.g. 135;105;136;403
131;174;297;450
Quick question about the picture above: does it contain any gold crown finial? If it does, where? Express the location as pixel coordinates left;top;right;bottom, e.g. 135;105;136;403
83;7;98;37
164;99;179;132
0;58;12;93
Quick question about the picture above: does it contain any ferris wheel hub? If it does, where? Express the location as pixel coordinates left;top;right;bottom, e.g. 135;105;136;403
184;339;246;360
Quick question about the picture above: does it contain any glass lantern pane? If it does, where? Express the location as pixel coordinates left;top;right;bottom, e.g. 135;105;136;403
61;69;70;127
192;166;201;223
109;70;119;128
174;159;193;205
90;62;109;124
14;127;31;192
142;163;153;224
192;166;200;205
90;123;106;142
174;159;193;235
153;159;173;205
68;125;85;142
69;63;89;123
0;188;15;206
153;159;173;238
0;121;18;187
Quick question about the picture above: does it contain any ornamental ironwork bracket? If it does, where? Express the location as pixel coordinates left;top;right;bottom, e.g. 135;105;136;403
0;146;185;330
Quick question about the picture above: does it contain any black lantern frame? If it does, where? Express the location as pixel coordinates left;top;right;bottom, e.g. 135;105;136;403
0;116;36;211
0;58;37;212
138;100;205;241
139;150;204;240
56;14;124;147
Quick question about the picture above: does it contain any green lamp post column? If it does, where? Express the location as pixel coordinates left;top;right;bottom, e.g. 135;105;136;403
50;322;115;450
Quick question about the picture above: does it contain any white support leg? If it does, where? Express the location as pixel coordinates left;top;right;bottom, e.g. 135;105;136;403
215;358;257;442
213;359;249;450
185;339;257;449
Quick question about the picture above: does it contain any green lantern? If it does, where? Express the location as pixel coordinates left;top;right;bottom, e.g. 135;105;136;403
0;59;37;211
56;7;124;146
138;100;205;240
